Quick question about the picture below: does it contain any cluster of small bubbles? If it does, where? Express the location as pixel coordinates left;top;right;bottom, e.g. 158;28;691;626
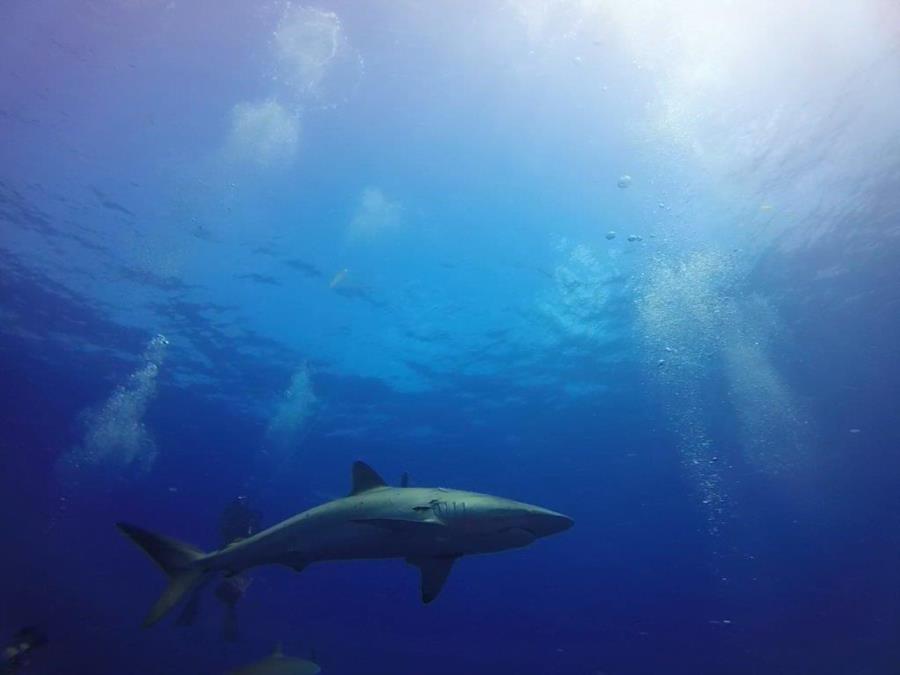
144;334;169;364
721;330;809;477
57;334;168;481
635;253;738;538
636;248;809;548
267;361;318;451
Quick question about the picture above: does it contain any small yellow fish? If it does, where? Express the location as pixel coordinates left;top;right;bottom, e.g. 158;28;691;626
329;268;349;288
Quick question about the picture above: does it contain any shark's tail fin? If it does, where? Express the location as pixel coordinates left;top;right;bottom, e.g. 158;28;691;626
117;522;208;627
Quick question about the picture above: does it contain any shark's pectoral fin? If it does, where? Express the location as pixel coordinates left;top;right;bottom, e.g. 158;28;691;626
407;555;458;604
272;552;309;573
352;517;443;532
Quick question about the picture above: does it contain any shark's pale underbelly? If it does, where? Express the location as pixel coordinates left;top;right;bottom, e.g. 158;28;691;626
298;522;461;561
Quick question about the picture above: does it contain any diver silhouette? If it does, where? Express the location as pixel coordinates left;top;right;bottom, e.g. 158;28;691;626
1;626;47;674
176;496;262;641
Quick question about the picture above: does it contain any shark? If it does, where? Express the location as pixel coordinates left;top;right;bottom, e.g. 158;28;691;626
229;644;320;675
117;461;573;626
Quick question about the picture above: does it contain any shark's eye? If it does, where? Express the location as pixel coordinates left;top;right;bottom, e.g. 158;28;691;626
412;505;431;512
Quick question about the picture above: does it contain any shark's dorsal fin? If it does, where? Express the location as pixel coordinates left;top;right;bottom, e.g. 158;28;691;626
400;471;410;487
407;556;458;604
350;461;387;495
272;642;284;658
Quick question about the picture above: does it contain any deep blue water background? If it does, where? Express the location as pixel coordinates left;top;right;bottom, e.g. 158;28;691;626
2;2;900;674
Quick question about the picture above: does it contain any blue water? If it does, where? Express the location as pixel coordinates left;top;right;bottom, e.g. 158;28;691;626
2;2;900;673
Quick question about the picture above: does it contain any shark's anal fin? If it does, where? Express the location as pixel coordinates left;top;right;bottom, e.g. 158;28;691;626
350;461;388;495
352;517;443;532
407;555;458;604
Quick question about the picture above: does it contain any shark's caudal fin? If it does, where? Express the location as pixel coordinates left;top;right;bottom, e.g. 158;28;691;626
116;522;207;627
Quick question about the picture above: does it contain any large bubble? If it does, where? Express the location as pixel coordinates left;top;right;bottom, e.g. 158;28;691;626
220;4;363;168
272;4;364;107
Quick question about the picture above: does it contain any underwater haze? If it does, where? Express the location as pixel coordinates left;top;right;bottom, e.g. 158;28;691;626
2;1;900;673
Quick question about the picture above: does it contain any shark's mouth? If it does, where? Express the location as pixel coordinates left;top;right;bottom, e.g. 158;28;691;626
498;526;537;542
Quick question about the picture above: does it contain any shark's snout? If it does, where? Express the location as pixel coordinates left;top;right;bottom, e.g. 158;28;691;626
528;508;574;537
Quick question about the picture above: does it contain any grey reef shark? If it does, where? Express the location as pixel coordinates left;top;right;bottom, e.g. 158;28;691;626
118;461;574;626
228;643;320;675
